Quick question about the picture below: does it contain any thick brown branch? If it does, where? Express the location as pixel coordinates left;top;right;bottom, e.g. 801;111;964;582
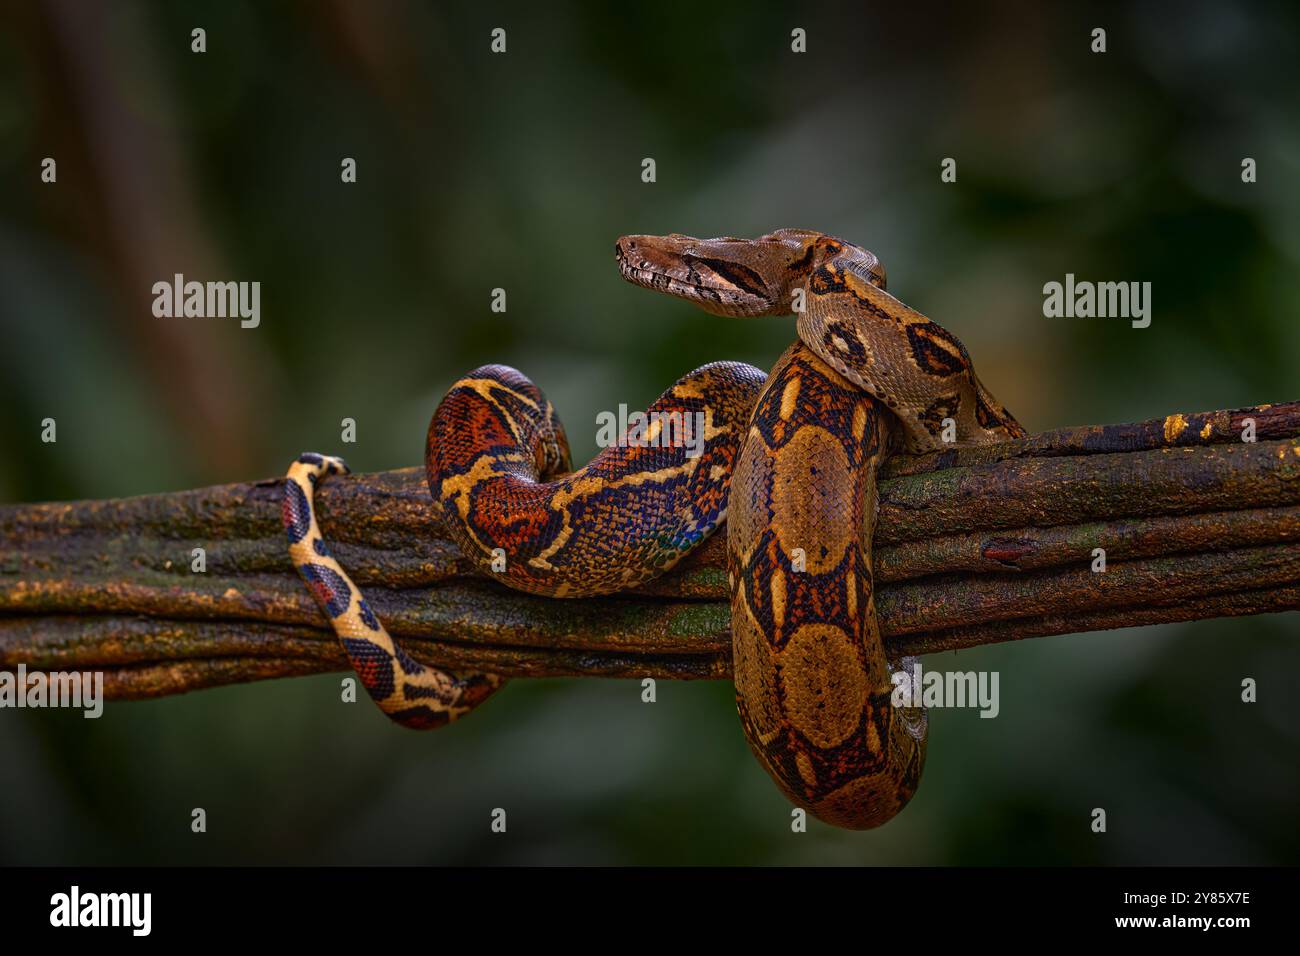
2;400;1298;700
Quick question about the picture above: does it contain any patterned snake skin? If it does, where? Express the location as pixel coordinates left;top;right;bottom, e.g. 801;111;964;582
284;229;1024;829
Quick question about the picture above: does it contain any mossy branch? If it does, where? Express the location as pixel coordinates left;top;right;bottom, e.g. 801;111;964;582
2;401;1298;700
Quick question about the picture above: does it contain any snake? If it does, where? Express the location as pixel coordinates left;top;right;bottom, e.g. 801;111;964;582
283;229;1024;828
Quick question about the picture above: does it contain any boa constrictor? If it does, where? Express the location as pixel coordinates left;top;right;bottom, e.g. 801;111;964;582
283;229;1024;828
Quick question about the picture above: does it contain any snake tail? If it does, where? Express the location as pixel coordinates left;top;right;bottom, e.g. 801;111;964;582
282;453;503;729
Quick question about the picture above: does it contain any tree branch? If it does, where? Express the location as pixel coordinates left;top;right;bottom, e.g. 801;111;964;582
2;401;1297;700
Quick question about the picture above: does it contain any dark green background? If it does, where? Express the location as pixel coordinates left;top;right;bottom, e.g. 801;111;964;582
1;0;1296;864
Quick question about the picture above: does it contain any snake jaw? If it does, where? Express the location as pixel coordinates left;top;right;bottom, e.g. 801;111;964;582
616;260;760;317
616;233;796;317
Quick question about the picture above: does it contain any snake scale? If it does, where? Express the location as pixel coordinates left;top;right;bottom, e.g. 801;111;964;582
284;229;1024;828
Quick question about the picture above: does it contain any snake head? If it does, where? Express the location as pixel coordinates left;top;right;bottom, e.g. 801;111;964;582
615;230;835;317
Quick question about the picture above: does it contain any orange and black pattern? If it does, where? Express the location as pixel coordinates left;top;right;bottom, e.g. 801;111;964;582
284;360;765;729
728;343;927;829
426;362;766;598
283;453;502;729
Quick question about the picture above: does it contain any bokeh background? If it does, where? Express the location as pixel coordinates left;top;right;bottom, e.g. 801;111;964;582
1;0;1297;865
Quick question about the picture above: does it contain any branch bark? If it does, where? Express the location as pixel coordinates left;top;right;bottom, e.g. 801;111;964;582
2;401;1298;701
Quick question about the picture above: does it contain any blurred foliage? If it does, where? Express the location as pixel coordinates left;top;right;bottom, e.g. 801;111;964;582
0;0;1297;864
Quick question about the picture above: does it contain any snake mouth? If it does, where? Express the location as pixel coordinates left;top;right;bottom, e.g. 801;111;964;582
617;258;738;313
615;236;774;316
616;241;709;296
616;238;675;280
617;257;695;293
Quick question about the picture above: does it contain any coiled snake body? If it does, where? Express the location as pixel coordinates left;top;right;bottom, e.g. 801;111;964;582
284;229;1023;828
